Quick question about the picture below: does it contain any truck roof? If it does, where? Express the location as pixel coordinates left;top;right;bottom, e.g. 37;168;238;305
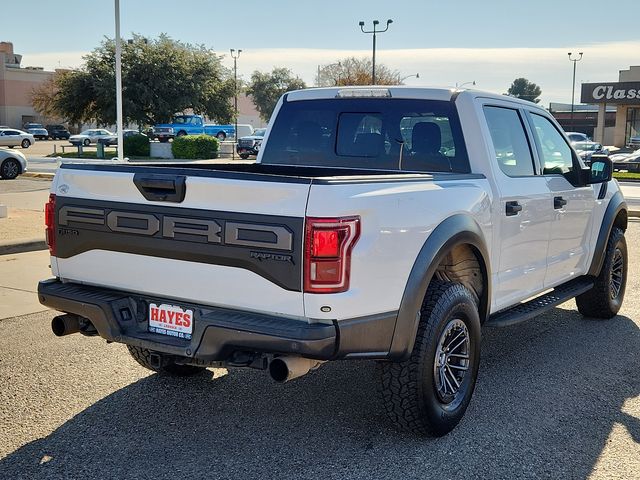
285;85;546;111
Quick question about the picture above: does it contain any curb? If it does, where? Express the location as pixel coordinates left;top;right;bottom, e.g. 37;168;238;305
0;238;47;255
23;172;55;179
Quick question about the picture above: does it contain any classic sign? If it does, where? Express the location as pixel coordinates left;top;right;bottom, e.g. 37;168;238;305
581;82;640;104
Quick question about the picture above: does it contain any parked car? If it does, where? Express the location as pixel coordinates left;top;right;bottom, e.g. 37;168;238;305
153;115;253;142
23;123;49;140
0;148;27;179
0;129;34;148
627;136;640;148
610;149;640;172
46;124;71;140
573;141;609;164
69;129;115;146
236;128;266;159
99;129;148;146
565;131;590;144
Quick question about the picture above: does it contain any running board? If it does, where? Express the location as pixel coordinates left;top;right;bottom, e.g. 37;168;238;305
487;277;594;328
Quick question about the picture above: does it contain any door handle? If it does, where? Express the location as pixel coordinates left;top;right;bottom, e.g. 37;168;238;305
133;174;187;202
505;201;522;216
554;196;567;209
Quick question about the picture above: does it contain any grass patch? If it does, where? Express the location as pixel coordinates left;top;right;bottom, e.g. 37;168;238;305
47;151;118;159
613;171;640;181
46;151;165;160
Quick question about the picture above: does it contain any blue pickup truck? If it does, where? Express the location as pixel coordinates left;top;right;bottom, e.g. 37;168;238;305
152;115;252;142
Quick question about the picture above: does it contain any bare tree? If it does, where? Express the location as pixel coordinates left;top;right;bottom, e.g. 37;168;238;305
317;57;402;87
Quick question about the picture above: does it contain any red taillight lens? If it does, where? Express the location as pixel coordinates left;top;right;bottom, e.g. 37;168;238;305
312;229;339;257
304;216;360;293
45;193;56;255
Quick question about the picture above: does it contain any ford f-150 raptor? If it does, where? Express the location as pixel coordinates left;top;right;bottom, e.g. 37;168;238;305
39;86;628;436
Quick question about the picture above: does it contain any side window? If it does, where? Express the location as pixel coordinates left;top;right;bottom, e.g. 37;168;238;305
483;106;535;177
529;113;574;175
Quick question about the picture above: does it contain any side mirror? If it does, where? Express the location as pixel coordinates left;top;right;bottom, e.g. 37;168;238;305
587;155;612;185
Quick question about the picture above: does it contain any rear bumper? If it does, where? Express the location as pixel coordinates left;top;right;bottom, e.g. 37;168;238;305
38;279;397;361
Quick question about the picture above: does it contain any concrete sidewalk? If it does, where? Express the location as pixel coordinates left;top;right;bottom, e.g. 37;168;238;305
0;250;51;320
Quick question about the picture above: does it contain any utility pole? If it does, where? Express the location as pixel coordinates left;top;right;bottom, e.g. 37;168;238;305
358;19;393;85
230;48;242;159
568;52;583;127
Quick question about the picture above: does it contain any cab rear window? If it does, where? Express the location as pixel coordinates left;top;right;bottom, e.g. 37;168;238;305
260;98;470;173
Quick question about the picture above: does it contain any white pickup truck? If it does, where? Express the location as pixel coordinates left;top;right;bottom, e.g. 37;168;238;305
39;87;628;436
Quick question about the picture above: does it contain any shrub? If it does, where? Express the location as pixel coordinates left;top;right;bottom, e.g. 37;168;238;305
123;133;150;157
171;135;219;159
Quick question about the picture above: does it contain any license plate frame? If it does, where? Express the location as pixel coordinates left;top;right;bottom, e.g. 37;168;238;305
148;302;194;340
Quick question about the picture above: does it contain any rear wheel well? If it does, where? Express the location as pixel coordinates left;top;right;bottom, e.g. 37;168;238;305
614;209;627;232
432;244;486;317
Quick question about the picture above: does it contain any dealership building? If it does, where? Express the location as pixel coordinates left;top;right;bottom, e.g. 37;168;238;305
581;66;640;148
0;42;57;128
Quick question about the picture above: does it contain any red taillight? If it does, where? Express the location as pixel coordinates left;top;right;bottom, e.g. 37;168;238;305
45;193;56;255
304;216;360;293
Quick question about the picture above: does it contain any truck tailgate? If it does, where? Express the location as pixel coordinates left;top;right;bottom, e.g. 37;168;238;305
50;165;310;317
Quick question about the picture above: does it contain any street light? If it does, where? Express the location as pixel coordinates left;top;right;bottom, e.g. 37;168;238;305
455;80;476;88
399;73;419;83
568;52;583;126
358;19;393;85
114;0;123;162
230;48;242;159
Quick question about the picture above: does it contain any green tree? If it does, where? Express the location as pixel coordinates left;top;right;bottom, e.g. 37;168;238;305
31;34;234;126
317;57;402;87
506;77;542;103
246;68;306;122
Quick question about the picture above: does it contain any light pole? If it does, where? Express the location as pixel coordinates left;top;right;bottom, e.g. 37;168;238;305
230;48;241;159
568;52;583;126
114;0;123;162
399;73;419;83
455;80;476;88
358;19;393;85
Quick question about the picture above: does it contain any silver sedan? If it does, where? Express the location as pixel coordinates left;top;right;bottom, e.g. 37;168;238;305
0;129;35;149
0;149;28;179
69;129;115;146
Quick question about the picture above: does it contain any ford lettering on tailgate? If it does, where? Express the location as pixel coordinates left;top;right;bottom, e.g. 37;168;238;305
54;197;304;291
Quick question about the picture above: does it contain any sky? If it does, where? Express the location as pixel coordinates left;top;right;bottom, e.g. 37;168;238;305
3;0;640;107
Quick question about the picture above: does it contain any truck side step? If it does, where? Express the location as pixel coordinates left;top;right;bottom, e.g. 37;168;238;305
486;277;594;327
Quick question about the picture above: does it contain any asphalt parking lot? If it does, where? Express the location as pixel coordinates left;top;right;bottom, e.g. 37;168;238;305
0;139;69;158
0;223;638;479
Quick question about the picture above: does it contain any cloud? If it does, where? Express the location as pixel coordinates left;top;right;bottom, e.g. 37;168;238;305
19;41;640;106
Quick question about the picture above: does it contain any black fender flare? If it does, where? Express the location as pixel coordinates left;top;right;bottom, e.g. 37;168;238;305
388;214;491;360
587;190;628;277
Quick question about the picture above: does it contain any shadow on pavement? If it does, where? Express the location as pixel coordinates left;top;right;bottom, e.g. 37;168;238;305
1;308;638;479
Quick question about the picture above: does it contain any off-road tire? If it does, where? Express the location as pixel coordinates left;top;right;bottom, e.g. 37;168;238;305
576;227;627;319
379;281;481;436
127;345;206;376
